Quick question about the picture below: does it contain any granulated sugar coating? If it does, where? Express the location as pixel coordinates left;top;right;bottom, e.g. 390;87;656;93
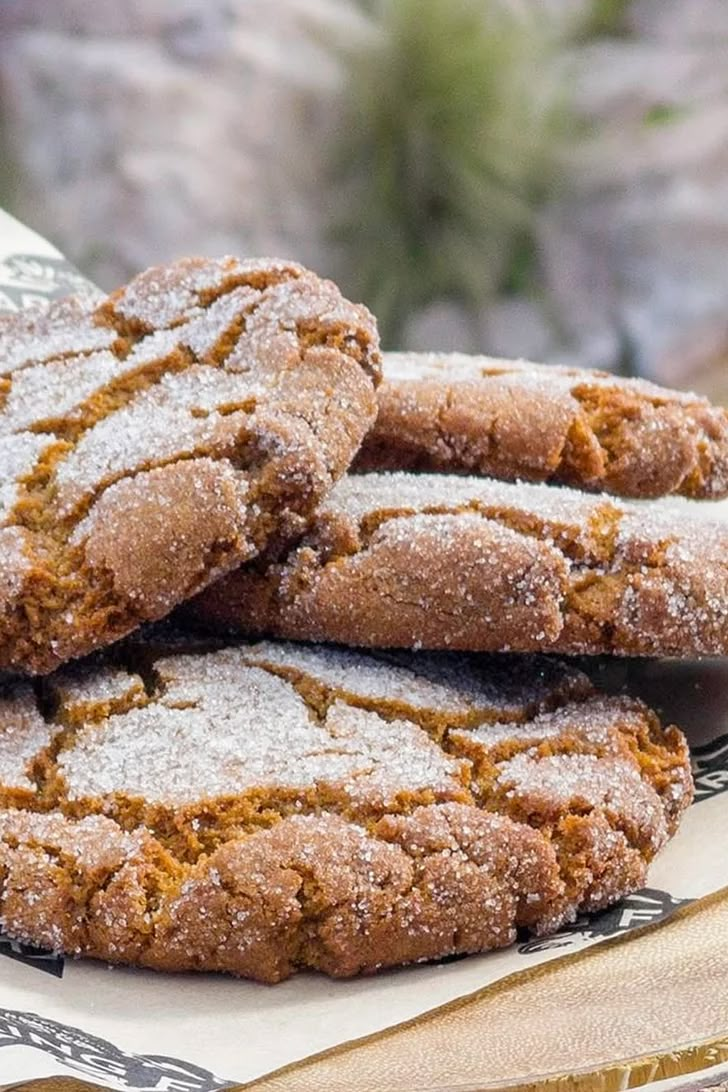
0;257;380;674
354;351;728;498
0;637;692;982
192;471;728;657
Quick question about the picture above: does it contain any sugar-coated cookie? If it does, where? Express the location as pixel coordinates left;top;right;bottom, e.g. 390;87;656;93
0;257;379;673
355;352;728;498
0;637;691;981
192;471;728;657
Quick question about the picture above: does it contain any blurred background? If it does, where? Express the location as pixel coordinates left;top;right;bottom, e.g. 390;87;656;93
1;0;728;397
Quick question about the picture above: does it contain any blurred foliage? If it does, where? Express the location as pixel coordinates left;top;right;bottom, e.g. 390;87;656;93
642;102;686;127
330;0;567;345
0;107;20;213
579;0;632;38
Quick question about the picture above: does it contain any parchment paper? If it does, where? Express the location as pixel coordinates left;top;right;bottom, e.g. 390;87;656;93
0;209;726;1091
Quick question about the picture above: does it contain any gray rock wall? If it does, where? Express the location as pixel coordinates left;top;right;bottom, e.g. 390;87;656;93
0;0;367;285
3;0;728;392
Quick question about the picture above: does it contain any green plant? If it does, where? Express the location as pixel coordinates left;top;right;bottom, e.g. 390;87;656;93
329;0;566;345
643;102;687;127
0;109;21;214
580;0;632;39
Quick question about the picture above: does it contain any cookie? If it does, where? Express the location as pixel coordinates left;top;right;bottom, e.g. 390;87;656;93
191;471;728;657
354;352;728;499
0;637;691;982
0;257;379;673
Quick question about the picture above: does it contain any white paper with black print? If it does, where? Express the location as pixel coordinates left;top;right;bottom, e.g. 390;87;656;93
0;211;102;316
0;210;727;1090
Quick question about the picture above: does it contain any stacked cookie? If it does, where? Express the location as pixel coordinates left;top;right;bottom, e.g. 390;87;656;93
1;262;724;984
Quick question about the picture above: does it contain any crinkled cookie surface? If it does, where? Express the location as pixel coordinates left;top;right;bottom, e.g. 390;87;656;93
355;352;728;498
193;471;728;657
0;638;692;982
0;257;380;673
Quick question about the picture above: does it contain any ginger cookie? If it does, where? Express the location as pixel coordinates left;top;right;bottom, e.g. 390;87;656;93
0;637;691;982
354;352;728;499
0;257;379;674
191;471;728;657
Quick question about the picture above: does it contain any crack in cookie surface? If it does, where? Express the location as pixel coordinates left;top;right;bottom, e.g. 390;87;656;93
0;638;692;981
191;472;728;657
0;258;380;673
354;351;728;499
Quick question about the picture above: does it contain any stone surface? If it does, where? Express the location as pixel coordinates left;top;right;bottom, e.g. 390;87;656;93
480;297;556;363
538;1;728;388
0;1;368;287
3;0;728;394
402;301;480;355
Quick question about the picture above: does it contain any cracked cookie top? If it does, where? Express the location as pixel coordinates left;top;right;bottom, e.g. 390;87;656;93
0;637;691;981
0;257;380;674
354;352;728;499
191;471;728;656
